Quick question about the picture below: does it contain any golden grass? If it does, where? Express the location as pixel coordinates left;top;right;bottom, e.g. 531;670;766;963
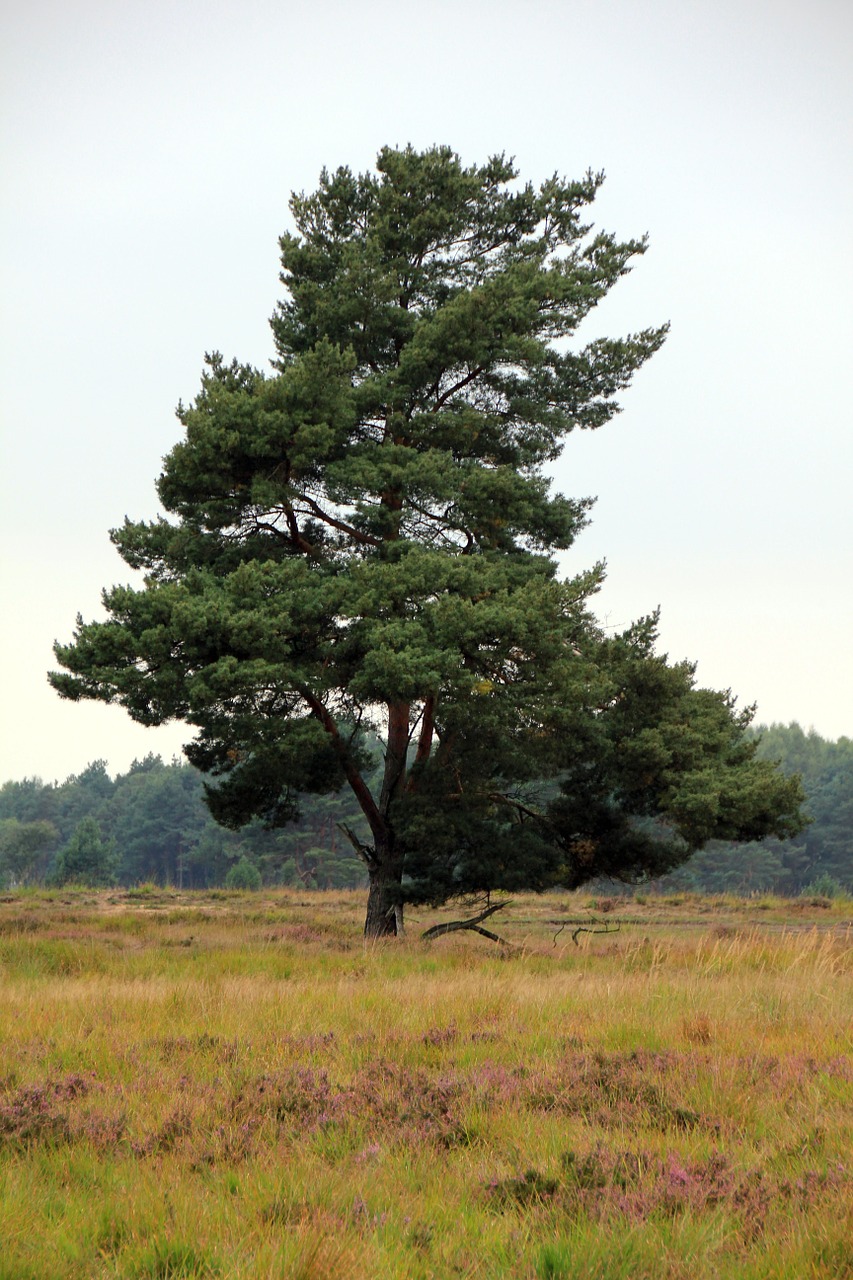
0;889;851;1278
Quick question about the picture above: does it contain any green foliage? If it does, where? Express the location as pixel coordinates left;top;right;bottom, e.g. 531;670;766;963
800;872;845;900
0;776;61;828
49;144;805;932
657;724;851;895
0;756;368;891
107;755;209;887
55;760;115;837
0;818;58;887
224;855;262;890
50;816;118;887
397;624;804;905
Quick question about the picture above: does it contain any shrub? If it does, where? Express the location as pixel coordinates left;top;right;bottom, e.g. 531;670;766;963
224;857;262;891
800;872;845;900
50;817;117;887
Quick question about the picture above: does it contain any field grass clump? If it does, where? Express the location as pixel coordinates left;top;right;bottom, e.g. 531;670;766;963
0;889;850;1277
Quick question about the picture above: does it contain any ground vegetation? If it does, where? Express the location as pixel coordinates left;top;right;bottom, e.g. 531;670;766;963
0;889;850;1278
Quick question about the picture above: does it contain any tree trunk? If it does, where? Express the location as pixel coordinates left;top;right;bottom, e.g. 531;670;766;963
364;848;403;938
360;699;411;938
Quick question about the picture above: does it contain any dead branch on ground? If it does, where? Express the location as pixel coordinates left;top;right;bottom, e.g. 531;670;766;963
422;900;512;945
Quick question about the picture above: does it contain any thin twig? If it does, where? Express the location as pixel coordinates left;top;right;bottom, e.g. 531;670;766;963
570;922;621;947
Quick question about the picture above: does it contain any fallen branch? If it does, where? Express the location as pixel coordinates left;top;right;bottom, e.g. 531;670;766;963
422;900;512;945
554;920;621;947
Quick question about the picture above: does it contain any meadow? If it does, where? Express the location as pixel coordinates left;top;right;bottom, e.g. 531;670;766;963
0;888;850;1279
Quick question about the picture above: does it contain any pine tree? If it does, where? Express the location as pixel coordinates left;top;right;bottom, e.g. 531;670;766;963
51;816;117;887
50;146;804;934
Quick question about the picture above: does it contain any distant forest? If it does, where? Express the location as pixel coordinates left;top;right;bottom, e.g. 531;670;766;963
0;723;849;895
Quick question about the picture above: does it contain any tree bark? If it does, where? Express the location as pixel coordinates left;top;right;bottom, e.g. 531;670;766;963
381;701;410;809
304;690;408;937
413;695;435;768
364;851;403;938
361;701;411;937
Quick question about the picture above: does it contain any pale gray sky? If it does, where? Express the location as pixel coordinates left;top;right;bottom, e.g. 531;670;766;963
2;0;851;782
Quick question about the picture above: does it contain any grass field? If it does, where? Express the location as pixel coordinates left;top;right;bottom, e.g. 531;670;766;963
0;888;851;1279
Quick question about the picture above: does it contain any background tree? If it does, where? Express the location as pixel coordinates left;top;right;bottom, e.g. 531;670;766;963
0;727;841;896
50;816;118;887
0;757;369;890
0;818;58;887
107;756;209;887
0;776;62;831
54;760;115;837
50;145;804;934
224;855;262;890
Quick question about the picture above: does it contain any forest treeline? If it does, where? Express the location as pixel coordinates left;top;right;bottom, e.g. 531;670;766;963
0;723;849;895
0;750;376;891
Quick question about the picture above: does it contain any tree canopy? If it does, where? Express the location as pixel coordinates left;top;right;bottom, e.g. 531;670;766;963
50;145;804;934
660;724;853;896
50;815;117;888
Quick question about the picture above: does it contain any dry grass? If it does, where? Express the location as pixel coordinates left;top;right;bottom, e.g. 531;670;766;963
0;889;851;1278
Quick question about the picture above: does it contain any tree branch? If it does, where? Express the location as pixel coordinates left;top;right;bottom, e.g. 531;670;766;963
281;504;317;556
296;494;382;547
551;920;622;947
337;823;376;869
422;900;512;944
301;690;385;839
380;701;411;810
430;364;486;413
414;695;435;766
489;792;544;823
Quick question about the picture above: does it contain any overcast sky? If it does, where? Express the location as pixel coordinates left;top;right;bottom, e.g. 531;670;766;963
1;0;851;783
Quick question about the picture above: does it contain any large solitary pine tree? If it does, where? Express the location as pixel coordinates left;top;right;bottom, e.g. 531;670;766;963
51;146;803;934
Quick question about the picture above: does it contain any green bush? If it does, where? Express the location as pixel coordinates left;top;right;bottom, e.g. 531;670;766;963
224;856;262;891
800;872;845;900
50;817;117;887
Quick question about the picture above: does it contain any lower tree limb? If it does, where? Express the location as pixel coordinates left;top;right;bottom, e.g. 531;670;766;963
422;900;511;944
